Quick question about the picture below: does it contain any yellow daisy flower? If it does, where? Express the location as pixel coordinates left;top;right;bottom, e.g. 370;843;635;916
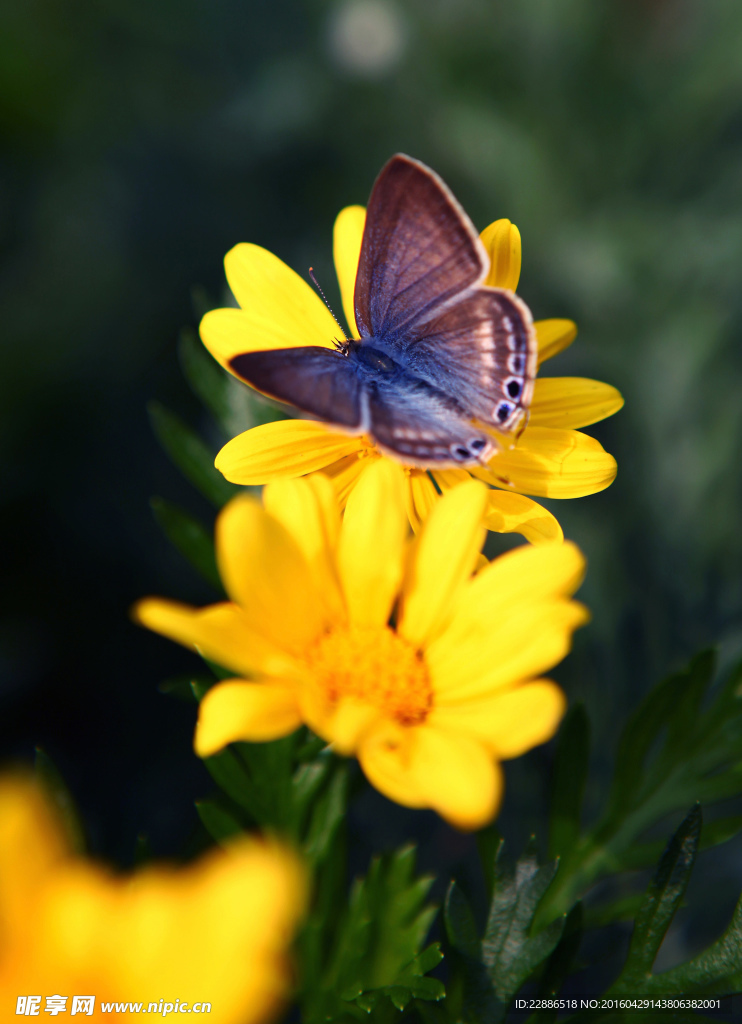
0;776;305;1023
135;461;589;831
200;207;623;545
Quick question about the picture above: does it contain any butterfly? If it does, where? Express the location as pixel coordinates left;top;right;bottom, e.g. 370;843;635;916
229;154;537;467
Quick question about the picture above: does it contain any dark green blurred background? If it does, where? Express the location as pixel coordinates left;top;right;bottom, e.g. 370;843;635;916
2;0;742;974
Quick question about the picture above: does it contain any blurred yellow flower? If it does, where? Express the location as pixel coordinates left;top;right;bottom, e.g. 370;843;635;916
200;208;623;545
0;777;305;1023
136;461;588;831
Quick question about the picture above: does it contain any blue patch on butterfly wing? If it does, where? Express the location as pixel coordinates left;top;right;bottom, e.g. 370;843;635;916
365;372;495;467
354;155;487;345
403;288;537;431
229;347;365;430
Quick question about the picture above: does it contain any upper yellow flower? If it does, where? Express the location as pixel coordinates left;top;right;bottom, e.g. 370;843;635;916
136;461;589;831
0;777;305;1023
200;208;623;545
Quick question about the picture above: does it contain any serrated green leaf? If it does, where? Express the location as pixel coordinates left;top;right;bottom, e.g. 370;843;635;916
148;400;238;507
34;747;85;853
318;844;441;1019
537;902;583;1000
407;943;444;977
638;884;742;994
195;798;244;844
549;703;589;859
150;496;221;590
304;762;349;866
614;805;701;991
482;845;565;1003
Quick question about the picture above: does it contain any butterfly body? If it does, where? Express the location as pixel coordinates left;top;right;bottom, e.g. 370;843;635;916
229;154;537;468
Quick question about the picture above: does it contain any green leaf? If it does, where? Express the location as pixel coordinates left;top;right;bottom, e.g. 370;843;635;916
445;880;501;1023
537;902;583;1000
621;880;742;997
148;400;238;507
303;762;350;866
179;328;290;437
150;496;222;590
34;746;85;853
310;845;441;1019
582;893;646;929
201;747;257;817
614;805;701;991
477;823;502;903
195;798;244;844
444;880;481;961
158;673;211;703
549;702;590;859
482;843;566;1004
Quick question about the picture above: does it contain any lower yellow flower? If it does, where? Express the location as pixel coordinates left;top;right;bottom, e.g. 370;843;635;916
0;777;305;1023
135;461;589;831
200;204;624;545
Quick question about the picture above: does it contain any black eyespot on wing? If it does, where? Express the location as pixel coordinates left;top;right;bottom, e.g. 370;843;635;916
470;438;487;452
506;378;522;399
496;401;514;423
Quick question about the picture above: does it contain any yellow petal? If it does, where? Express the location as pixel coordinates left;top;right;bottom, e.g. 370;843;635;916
262;475;344;621
133;599;296;678
215;420;363;485
404;469;439;533
479;426;618;498
430;680;566;758
455;540;585;623
199;308;300;378
106;838;306;1019
195;681;302;757
357;722;427;809
429;601;589;704
216;496;325;653
434;469;563;544
480;218;521;291
535;319;577;366
530;377;624;429
333;205;365;340
225;242;338;348
323;451;372;509
485;489;563;544
326;699;382;756
399;480;488;648
406;725;503;830
337;460;408;627
0;778;69;943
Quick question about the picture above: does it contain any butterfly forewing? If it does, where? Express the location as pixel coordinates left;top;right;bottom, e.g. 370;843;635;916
354;155;487;344
230;348;365;430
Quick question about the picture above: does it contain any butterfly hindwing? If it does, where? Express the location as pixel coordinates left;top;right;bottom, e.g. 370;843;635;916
404;287;537;431
229;348;364;430
354;155;487;344
365;373;496;466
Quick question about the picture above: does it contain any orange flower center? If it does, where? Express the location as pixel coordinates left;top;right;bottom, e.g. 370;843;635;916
306;625;433;726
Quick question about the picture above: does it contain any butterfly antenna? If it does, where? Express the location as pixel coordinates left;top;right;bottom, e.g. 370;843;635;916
309;267;348;343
